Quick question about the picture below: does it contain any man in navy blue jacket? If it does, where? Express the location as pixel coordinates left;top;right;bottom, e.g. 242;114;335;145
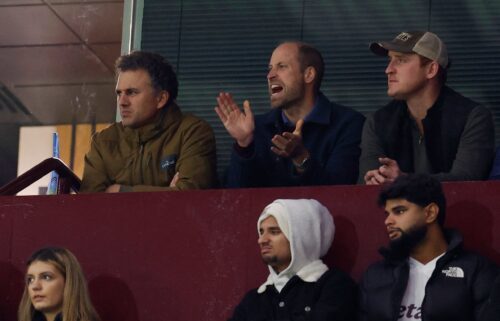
215;41;365;187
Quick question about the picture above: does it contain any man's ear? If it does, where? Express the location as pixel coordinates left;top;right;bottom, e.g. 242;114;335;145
424;203;439;224
304;66;316;85
426;61;439;80
156;90;170;109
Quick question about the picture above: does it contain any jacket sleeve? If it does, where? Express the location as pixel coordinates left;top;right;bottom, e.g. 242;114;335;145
80;132;113;193
227;298;248;321
310;270;358;321
301;112;365;186
170;117;217;190
488;147;500;179
225;142;266;188
128;118;217;192
473;256;499;320
357;272;369;321
431;105;495;181
357;113;385;185
482;274;500;321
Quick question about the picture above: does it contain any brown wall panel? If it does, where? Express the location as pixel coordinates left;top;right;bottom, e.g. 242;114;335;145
56;123;110;178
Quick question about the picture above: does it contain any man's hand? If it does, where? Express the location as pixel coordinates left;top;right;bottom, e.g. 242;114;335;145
378;157;403;183
170;172;179;187
364;169;387;185
105;184;121;193
214;92;255;147
363;157;404;185
271;119;310;163
105;173;179;192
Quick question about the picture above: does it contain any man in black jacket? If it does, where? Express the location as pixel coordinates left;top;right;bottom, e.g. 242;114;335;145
359;174;498;321
228;199;356;321
359;31;494;185
483;275;500;321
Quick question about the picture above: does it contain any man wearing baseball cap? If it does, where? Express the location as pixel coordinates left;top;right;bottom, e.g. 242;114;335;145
359;31;494;185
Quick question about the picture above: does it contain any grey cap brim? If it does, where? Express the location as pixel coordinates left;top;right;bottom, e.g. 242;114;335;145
369;41;415;56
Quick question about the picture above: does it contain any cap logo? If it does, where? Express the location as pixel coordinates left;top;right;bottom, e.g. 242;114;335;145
396;32;412;42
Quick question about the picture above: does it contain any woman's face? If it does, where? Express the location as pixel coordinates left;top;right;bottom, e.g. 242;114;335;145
26;261;65;316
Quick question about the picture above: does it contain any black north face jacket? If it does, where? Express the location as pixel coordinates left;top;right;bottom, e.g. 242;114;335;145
359;230;498;321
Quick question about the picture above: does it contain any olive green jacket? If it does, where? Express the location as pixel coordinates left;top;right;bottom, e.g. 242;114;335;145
80;103;217;192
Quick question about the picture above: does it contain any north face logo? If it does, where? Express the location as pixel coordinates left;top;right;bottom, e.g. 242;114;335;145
396;32;412;41
442;266;464;278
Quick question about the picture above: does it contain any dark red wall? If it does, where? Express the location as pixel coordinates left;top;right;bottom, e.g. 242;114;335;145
0;182;499;321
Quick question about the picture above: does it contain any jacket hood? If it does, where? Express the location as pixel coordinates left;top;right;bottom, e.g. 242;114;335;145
257;199;335;279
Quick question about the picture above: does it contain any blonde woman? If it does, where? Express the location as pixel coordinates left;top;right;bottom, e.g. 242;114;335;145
18;247;100;321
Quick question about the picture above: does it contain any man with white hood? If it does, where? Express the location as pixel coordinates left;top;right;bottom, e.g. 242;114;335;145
228;199;357;321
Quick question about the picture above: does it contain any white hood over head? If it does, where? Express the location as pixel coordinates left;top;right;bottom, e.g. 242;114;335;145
257;199;335;293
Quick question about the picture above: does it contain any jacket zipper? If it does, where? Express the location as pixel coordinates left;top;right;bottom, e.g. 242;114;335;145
139;142;145;184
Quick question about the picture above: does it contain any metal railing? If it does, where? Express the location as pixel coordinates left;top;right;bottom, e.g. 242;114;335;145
0;157;81;196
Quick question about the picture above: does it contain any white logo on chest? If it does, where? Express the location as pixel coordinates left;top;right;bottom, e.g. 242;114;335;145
441;266;464;278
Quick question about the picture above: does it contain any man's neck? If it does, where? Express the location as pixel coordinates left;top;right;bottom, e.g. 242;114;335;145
406;84;442;121
410;226;448;265
282;92;316;124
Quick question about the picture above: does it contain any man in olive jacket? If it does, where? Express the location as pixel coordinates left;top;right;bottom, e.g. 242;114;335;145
80;51;217;193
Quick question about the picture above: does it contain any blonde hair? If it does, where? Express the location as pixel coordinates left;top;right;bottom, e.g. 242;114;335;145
18;247;101;321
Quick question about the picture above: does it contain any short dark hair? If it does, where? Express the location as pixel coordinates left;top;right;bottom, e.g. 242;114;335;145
296;42;324;94
377;174;447;227
115;51;178;106
419;55;449;85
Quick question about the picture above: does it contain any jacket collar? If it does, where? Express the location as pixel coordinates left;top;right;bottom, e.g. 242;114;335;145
121;102;182;144
442;229;463;254
263;92;332;127
33;311;63;321
257;259;329;294
400;85;448;117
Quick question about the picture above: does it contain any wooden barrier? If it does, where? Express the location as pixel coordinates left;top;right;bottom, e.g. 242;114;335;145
0;182;499;321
